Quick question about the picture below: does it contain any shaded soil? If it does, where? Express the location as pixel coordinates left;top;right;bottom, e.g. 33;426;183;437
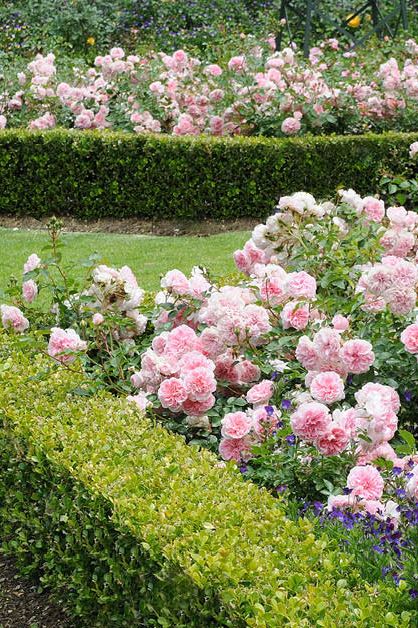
0;555;72;628
0;214;257;236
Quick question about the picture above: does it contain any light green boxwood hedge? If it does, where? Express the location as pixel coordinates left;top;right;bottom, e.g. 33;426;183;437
0;337;415;627
0;129;417;220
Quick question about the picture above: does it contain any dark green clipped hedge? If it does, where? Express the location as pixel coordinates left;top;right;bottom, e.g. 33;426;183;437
0;337;415;627
0;129;417;220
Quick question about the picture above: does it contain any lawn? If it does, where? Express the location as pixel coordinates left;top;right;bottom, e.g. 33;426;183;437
0;228;249;291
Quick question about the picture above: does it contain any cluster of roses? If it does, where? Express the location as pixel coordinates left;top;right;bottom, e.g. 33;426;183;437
0;37;416;136
130;324;217;420
291;323;374;455
219;380;281;462
235;191;335;271
153;266;211;330
357;255;417;315
290;324;418;521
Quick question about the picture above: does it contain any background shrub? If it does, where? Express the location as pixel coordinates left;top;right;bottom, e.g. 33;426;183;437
0;129;417;221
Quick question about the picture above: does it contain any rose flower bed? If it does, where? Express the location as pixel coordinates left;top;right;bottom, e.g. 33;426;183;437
0;145;417;623
0;37;417;137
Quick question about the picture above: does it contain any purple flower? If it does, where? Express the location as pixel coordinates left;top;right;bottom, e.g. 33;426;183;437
403;390;412;402
392;466;402;476
265;405;274;416
281;399;292;410
276;484;288;493
286;434;296;446
409;589;418;599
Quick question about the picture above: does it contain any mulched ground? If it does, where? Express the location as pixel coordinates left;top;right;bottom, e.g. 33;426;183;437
0;214;257;236
0;555;72;628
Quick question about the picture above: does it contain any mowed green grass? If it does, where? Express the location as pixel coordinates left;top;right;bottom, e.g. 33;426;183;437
0;229;250;291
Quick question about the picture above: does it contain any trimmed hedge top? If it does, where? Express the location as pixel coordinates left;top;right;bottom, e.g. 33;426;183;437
0;129;417;220
0;337;415;627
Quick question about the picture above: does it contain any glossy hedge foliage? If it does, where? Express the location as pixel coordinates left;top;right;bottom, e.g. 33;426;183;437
0;129;417;221
0;337;415;627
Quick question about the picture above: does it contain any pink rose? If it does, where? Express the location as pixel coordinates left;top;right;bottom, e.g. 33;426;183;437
221;411;253;439
246;379;274;406
158;377;188;411
164;325;199;357
315;424;350;456
92;313;104;325
23;253;41;274
409;141;418;158
219;435;254;462
182;395;215;415
205;64;223;76
296;336;319;370
332;314;349;332
281;301;310;330
281;117;301;135
310;371;345;405
387;288;416;316
127;392;151;411
406;465;418;500
22;279;38;303
401;323;418;354
286;271;316;299
228;56;246;72
362;197;385;222
161;269;190;294
0;305;29;333
346;465;384;500
290;401;331;441
47;327;87;363
341;339;374;373
183;367;216;401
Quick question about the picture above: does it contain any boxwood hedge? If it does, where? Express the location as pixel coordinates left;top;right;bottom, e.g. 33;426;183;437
0;129;417;221
0;337;415;627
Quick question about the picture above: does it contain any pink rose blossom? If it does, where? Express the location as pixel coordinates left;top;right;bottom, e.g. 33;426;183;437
291;401;331;441
47;327;87;363
219;435;254;462
332;314;349;331
246;379;274;406
401;323;418;354
281;301;310;330
92;313;104;325
127;392;151;411
23;253;41;274
183;367;216;401
281;116;301;135
286;271;317;299
182;395;215;415
158;377;188;411
315;424;350;455
346;465;384;500
22;279;38;303
362;197;385;222
221;411;253;439
0;305;29;333
341;339;374;373
310;371;345;405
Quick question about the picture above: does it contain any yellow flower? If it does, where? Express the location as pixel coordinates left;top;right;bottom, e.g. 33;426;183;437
346;13;361;28
86;36;95;46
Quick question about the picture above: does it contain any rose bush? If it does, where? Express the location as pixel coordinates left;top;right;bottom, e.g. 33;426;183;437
0;36;417;137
